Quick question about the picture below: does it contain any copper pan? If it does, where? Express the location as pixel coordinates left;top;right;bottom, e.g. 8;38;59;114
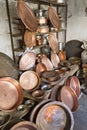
60;85;78;112
0;77;23;112
17;0;38;31
51;52;60;68
19;52;36;71
48;32;59;53
10;121;38;130
24;30;36;48
48;6;60;29
19;71;40;92
41;55;53;71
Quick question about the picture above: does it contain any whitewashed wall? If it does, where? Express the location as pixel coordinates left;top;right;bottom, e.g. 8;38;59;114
66;0;87;42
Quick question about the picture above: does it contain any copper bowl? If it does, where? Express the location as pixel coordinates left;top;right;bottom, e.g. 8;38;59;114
36;101;74;130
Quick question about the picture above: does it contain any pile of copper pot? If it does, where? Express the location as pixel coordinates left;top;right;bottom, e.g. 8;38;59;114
0;1;81;130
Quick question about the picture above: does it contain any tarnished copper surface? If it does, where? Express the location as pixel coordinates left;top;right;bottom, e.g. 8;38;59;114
32;90;45;100
0;77;23;112
36;101;74;130
41;55;53;71
24;30;36;48
48;32;59;53
19;71;40;91
17;1;38;31
10;121;37;130
60;86;78;112
19;52;36;71
51;52;60;68
48;6;60;29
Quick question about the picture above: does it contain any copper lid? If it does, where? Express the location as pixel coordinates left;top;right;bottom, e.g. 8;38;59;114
60;86;78;112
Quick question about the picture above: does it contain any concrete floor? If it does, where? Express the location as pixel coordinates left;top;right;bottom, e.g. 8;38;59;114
73;93;87;130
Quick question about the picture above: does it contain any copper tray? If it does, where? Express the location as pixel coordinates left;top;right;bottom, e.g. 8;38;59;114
48;6;60;29
19;71;40;92
0;77;23;112
41;55;53;71
24;30;36;48
51;52;60;68
19;52;36;71
17;1;38;31
60;86;78;112
48;32;59;53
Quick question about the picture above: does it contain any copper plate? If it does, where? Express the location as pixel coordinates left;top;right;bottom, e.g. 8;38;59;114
10;121;37;130
69;76;80;97
48;32;59;53
41;55;53;71
51;52;60;68
24;30;36;48
19;52;36;71
36;101;74;130
48;6;60;29
17;1;38;31
60;86;78;112
0;77;23;112
19;71;40;92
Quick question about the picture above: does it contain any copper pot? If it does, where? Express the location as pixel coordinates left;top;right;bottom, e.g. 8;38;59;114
37;25;49;34
37;16;47;25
